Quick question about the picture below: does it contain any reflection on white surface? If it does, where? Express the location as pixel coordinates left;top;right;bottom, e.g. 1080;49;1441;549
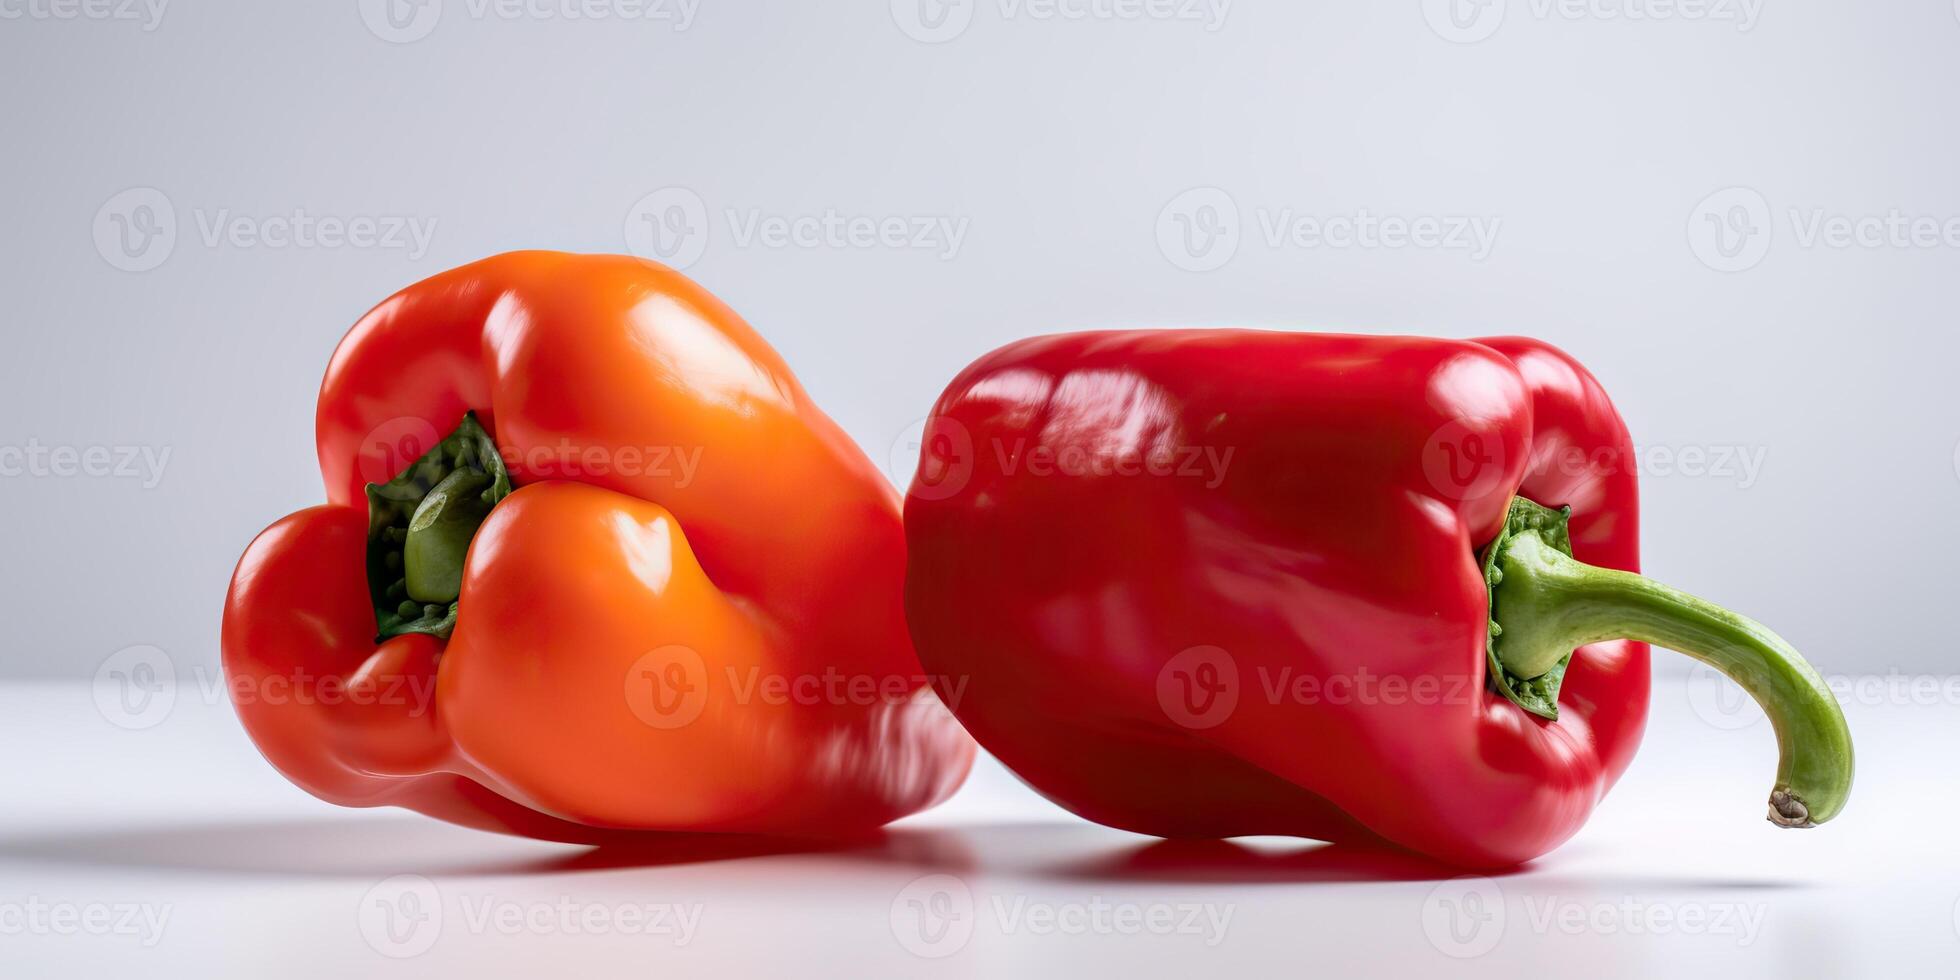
0;675;1951;977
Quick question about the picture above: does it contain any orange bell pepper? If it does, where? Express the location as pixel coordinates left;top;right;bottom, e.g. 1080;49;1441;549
221;252;973;839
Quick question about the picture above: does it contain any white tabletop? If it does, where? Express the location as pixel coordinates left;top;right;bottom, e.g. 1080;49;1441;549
1;672;1949;977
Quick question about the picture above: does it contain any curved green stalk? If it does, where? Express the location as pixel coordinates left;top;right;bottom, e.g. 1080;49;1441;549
1488;511;1853;827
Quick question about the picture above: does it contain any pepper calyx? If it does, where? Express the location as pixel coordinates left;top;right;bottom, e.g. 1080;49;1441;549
365;412;512;641
1480;496;1575;720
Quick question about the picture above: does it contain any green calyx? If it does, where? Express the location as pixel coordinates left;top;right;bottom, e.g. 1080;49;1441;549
365;412;512;641
1480;497;1577;720
1481;494;1854;828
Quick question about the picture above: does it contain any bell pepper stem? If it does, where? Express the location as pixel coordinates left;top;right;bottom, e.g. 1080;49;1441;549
1490;529;1853;827
365;412;513;640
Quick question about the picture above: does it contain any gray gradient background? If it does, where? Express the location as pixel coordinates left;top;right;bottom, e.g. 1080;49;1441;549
1;0;1954;679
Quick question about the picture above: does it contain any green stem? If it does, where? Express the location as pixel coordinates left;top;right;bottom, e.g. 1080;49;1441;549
1491;528;1853;827
365;412;512;640
403;467;495;603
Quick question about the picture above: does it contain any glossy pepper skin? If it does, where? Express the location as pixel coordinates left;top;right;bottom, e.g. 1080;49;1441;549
223;252;973;839
904;330;1651;868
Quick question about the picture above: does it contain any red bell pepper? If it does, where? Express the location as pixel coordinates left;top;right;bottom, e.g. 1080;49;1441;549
903;330;1851;868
